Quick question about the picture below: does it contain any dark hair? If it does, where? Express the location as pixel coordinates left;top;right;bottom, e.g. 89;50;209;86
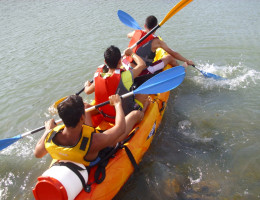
104;45;121;69
145;15;158;30
57;95;85;128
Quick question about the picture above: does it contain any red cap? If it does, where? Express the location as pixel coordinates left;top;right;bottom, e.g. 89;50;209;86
33;176;68;200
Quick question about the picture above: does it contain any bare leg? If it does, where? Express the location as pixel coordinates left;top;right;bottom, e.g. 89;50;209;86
161;54;178;67
135;94;150;113
115;110;143;143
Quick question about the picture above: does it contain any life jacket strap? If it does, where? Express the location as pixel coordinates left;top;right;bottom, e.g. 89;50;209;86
121;145;139;171
97;109;116;119
118;127;140;171
85;127;139;192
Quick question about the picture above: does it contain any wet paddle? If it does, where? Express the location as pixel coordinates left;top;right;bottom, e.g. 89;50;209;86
0;66;185;151
192;65;226;80
118;9;226;81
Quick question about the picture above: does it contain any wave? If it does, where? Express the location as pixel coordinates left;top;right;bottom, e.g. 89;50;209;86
189;62;260;90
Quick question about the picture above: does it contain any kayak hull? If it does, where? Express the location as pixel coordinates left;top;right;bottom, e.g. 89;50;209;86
76;85;170;200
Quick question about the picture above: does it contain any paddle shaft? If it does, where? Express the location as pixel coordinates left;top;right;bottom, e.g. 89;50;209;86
76;88;85;96
192;65;199;71
21;119;62;138
191;64;209;76
75;80;93;96
130;24;160;49
85;91;134;112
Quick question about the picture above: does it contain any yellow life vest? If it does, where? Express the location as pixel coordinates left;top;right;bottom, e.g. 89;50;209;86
45;124;98;166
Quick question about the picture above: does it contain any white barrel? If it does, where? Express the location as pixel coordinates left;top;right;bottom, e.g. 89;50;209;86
42;160;88;200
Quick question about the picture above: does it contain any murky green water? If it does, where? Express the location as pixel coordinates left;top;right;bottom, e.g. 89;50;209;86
0;0;260;199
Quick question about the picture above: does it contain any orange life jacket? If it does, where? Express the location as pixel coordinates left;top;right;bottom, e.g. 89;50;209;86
94;68;121;122
94;65;137;123
127;30;157;63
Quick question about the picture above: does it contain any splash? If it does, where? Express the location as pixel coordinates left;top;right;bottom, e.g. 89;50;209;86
48;105;57;115
0;172;15;198
190;62;260;90
188;167;203;185
177;120;213;143
0;134;35;158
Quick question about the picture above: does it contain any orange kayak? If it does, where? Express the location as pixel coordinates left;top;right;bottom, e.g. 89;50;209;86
33;48;172;200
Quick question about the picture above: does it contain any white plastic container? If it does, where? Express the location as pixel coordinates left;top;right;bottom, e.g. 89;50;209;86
33;160;88;200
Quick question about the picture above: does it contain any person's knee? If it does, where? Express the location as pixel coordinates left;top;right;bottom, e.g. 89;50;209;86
136;110;144;122
163;55;178;67
131;110;144;123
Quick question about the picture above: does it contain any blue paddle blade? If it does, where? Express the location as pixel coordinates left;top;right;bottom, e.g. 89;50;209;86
0;135;22;151
192;65;226;80
134;66;185;95
117;10;142;30
200;70;226;80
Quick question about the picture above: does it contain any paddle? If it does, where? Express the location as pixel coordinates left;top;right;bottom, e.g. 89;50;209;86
0;66;185;151
192;65;225;80
85;65;185;112
118;10;226;81
117;10;142;30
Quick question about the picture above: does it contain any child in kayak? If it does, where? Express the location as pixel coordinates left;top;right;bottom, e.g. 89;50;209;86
84;45;149;134
34;94;128;166
126;15;194;77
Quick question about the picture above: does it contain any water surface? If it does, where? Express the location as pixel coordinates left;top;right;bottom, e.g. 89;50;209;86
0;0;260;199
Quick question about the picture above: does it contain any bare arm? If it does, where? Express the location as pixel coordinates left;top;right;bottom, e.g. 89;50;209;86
124;48;146;78
153;39;194;65
84;81;95;95
90;94;126;152
34;119;56;158
127;30;135;38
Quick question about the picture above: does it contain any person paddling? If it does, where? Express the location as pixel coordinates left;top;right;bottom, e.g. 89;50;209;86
34;94;128;166
127;15;194;76
84;45;149;133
